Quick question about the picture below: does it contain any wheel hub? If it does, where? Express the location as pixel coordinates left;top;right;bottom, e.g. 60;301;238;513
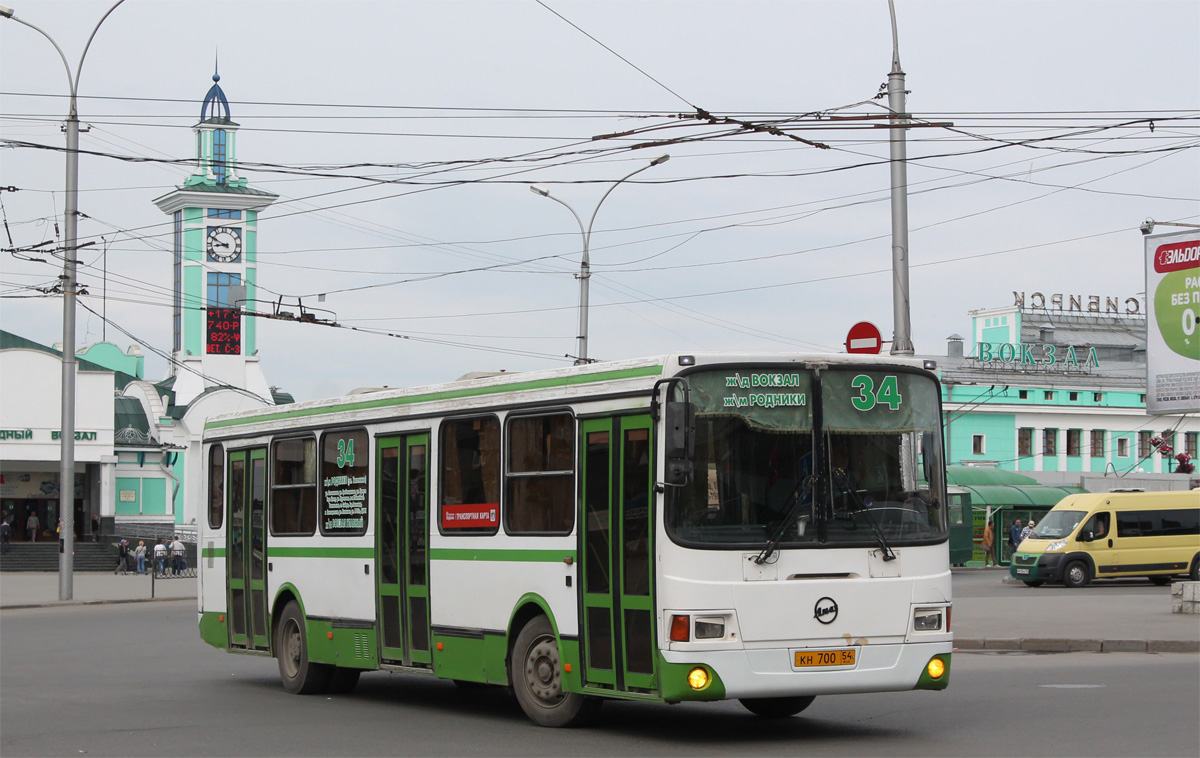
525;637;562;703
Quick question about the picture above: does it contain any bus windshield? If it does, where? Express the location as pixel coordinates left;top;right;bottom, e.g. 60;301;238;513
666;366;947;549
1030;510;1087;539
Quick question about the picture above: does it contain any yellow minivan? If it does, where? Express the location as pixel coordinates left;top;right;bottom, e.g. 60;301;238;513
1010;491;1200;587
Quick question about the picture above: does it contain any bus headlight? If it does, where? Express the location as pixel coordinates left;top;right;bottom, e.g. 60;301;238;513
687;667;711;690
1046;539;1067;552
913;608;943;631
694;618;725;639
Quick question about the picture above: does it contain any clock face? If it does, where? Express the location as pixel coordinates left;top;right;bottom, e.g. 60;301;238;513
206;226;242;263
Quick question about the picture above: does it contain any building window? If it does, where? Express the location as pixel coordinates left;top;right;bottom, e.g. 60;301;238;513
1018;390;1029;400
1090;430;1104;458
972;435;985;455
271;437;317;535
1187;432;1198;459
213;128;227;184
439;416;501;534
207;208;242;219
1018;428;1033;457
206;272;242;308
1069;391;1079;402
173;210;182;352
1138;431;1152;458
1117;437;1129;457
505;413;574;535
1093;393;1103;403
1066;429;1082;457
1139;394;1146;404
1043;429;1058;456
1044;391;1055;401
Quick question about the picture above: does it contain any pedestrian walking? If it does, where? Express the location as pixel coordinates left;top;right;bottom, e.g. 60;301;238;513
0;517;11;554
91;514;100;543
154;539;168;576
170;535;185;575
26;511;39;541
115;539;130;575
135;540;147;574
982;521;996;566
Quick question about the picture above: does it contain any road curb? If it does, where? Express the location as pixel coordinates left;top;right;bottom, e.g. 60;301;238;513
0;596;194;611
955;638;1199;654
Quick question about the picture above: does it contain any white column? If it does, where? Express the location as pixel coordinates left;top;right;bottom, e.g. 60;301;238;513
1033;428;1044;471
99;454;117;518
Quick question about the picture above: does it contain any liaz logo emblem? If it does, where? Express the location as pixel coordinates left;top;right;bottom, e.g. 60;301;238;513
813;597;839;625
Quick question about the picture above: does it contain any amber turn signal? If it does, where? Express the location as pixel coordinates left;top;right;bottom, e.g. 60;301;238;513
670;614;690;642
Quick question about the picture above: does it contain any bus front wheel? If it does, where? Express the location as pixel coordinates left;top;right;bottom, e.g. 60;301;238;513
1063;560;1090;588
740;696;816;718
510;615;599;727
276;601;330;694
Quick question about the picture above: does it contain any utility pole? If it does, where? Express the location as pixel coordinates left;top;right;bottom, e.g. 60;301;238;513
1;0;126;600
887;0;914;356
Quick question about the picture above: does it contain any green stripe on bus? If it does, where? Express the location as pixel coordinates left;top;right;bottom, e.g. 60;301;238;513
205;364;664;431
430;548;577;563
202;547;226;558
267;547;376;559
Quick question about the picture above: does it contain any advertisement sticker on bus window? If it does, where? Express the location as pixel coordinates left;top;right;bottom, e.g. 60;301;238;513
441;503;500;530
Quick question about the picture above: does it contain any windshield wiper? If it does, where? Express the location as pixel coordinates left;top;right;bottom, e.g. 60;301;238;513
832;471;896;562
753;475;815;565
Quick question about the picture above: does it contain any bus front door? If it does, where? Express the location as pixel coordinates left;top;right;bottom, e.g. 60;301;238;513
580;415;656;693
227;447;269;651
375;435;431;667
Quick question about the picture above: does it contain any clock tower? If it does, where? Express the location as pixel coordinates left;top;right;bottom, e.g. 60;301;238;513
153;72;278;406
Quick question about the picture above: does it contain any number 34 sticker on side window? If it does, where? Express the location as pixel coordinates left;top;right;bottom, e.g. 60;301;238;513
851;375;903;411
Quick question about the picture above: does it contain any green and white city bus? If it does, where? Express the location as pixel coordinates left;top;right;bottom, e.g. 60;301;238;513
197;352;952;726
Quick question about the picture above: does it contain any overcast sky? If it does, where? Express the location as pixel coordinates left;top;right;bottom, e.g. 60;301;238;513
2;0;1197;401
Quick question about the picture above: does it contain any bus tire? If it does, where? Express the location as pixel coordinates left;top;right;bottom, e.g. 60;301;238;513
276;601;330;695
326;667;361;694
1063;560;1090;588
740;696;816;718
510;615;599;727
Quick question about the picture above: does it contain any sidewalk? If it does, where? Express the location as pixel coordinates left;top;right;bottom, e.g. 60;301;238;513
0;571;197;609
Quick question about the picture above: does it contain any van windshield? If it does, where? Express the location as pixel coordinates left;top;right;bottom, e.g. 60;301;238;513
1031;510;1087;540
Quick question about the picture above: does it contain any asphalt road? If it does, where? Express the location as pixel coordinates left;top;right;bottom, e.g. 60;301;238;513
1;599;1196;757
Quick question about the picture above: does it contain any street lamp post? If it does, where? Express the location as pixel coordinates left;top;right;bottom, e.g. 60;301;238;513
2;0;126;600
530;154;669;365
886;0;914;356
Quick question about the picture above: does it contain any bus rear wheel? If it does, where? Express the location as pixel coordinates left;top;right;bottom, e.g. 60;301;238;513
276;601;330;694
740;696;816;718
510;616;599;727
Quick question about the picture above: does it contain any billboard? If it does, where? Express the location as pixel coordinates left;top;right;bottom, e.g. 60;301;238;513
1144;230;1200;415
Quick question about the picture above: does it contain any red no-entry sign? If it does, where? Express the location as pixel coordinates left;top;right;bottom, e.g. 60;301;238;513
845;321;882;354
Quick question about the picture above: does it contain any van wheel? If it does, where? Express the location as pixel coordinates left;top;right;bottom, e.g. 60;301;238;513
510;616;600;727
1022;580;1043;587
740;696;816;718
1191;555;1200;582
1149;576;1172;586
1063;560;1090;588
276;601;330;694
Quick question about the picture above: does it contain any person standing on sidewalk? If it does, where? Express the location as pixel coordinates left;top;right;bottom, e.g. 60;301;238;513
1009;519;1022;555
135;540;147;575
115;539;130;575
91;515;100;543
154;539;168;576
170;535;185;575
0;517;11;554
982;521;996;566
26;511;39;541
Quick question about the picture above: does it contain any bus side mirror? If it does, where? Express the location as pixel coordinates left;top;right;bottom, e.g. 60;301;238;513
663;401;695;486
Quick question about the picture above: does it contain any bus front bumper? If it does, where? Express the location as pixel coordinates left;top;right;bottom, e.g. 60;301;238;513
661;640;952;700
